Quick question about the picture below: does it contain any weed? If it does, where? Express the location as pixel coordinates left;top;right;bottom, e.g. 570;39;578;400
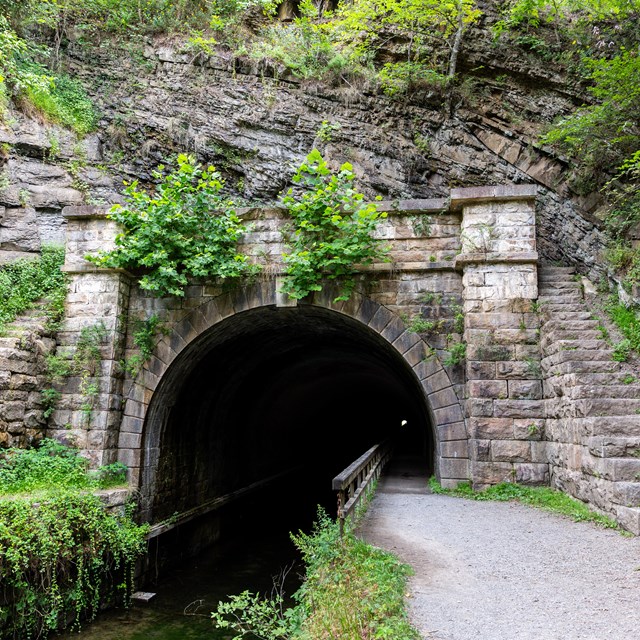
212;509;419;639
420;292;443;305
429;478;625;532
443;341;466;367
316;120;341;143
524;356;542;378
0;245;67;334
527;424;540;437
622;374;636;385
0;440;147;637
612;339;631;362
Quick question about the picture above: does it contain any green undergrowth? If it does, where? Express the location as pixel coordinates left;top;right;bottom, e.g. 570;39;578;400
212;509;419;639
0;245;67;335
605;296;640;355
0;439;147;638
0;438;127;495
429;478;625;532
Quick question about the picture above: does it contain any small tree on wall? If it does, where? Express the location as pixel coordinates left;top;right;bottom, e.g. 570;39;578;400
87;154;258;298
280;149;388;301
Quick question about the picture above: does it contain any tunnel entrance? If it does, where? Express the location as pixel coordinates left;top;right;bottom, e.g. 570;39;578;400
140;304;434;549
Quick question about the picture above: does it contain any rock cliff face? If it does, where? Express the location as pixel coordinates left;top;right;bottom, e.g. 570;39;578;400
0;19;608;281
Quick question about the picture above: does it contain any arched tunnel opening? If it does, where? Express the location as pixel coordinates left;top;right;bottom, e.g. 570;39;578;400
140;303;434;580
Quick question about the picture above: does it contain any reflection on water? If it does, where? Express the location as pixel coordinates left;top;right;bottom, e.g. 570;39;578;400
54;524;301;640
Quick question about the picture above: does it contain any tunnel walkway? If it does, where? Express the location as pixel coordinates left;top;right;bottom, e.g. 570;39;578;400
359;471;640;640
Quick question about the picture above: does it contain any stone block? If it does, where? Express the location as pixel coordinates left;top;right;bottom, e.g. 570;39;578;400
513;419;545;440
469;417;513;439
391;330;421;356
434;404;464;425
467;398;494;417
440;439;469;459
403;341;426;366
496;361;535;379
514;463;549;485
118;431;142;449
467;361;496;380
118;448;141;468
468;380;508;399
437;421;467;441
439;457;469;480
508;380;542;400
120;415;144;434
429;387;459;409
493;399;545;419
421;369;452;394
491;440;531;462
469;438;491;461
470;461;514;485
467;344;514;362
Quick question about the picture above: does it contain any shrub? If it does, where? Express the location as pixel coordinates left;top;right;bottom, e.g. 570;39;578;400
87;154;258;298
281;149;387;302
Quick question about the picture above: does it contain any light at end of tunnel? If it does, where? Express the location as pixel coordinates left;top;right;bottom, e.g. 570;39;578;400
401;419;407;427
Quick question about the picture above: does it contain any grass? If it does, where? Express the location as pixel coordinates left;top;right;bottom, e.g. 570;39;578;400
429;478;626;532
605;296;640;353
212;509;419;639
0;438;127;495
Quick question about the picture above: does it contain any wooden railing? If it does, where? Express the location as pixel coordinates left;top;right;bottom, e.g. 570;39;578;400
332;441;392;536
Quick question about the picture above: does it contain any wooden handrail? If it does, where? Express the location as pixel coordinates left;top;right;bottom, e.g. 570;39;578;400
332;441;392;536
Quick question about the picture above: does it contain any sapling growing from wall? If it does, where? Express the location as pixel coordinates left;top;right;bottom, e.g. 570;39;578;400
87;154;258;298
281;149;388;301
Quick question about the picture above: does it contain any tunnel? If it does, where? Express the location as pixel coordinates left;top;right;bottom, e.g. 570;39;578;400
139;303;434;559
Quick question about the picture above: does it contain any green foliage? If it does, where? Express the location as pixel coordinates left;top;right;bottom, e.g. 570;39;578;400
0;245;67;334
0;15;96;133
87;154;258;298
443;340;466;366
1;0;277;36
429;477;624;531
378;61;447;97
280;149;387;302
333;0;481;78
405;315;441;334
251;10;351;79
212;509;419;639
605;295;640;355
0;439;126;494
124;314;167;375
543;51;640;181
0;488;147;638
0;441;139;636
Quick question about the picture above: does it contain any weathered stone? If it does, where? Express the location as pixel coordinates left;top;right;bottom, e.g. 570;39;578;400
468;417;513;439
491;440;531;462
508;379;542;399
469;379;508;399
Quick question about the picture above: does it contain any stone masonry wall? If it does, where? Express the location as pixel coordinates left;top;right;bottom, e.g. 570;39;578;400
456;186;548;488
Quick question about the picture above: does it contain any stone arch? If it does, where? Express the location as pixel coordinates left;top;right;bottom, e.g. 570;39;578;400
117;281;468;520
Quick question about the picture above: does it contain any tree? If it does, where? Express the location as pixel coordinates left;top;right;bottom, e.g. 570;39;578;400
332;0;481;79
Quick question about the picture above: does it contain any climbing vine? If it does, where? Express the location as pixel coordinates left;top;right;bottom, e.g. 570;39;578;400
87;154;258;298
281;149;387;301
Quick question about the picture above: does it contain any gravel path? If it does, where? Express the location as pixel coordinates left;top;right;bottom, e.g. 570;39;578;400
359;461;640;640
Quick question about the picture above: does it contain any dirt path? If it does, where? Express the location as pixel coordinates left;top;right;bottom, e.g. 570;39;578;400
358;461;640;640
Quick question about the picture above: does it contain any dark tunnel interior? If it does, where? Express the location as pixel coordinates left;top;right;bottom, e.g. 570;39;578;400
141;304;434;556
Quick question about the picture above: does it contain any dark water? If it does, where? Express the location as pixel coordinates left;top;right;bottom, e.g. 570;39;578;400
52;476;332;640
54;527;301;640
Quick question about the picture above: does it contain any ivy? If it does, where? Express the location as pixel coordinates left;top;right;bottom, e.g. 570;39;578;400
0;245;67;335
280;150;388;302
0;440;147;637
87;154;258;298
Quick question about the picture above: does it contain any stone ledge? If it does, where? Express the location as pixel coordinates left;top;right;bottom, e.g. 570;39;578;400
454;251;539;268
376;198;449;214
63;205;111;219
450;185;538;210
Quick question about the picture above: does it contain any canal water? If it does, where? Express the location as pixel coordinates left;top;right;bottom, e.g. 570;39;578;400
54;484;331;640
